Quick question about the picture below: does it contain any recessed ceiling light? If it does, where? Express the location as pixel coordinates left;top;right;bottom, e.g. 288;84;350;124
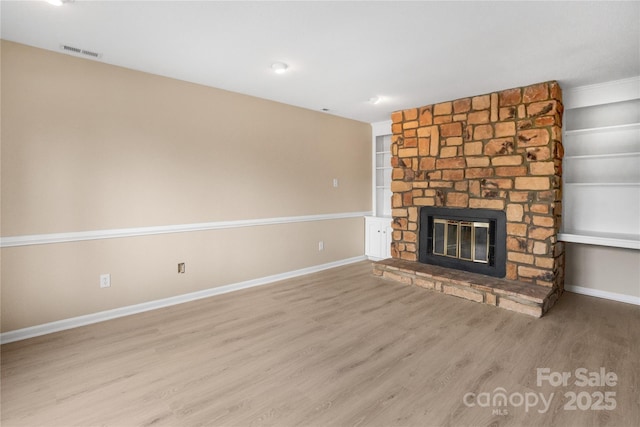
271;62;289;74
46;0;73;5
369;96;382;105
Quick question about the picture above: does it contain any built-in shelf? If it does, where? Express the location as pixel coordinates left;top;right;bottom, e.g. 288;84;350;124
564;122;640;136
559;231;640;250
564;182;640;187
373;127;392;218
564;152;640;160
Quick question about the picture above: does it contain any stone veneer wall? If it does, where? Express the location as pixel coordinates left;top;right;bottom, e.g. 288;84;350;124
390;81;564;290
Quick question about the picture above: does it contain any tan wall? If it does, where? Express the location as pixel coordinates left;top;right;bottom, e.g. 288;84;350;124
0;41;372;331
565;243;640;300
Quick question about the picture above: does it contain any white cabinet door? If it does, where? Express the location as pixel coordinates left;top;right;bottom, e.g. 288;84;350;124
382;223;392;258
365;218;381;257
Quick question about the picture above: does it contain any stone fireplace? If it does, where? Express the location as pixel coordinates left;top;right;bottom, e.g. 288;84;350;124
373;81;565;317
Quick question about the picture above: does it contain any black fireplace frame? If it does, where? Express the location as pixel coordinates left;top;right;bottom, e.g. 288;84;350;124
419;207;506;278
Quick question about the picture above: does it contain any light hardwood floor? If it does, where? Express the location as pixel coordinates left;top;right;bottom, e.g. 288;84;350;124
1;261;639;426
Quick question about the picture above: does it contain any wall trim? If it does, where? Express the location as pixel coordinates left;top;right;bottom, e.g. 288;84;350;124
0;255;368;344
0;211;372;248
565;284;640;306
563;76;640;109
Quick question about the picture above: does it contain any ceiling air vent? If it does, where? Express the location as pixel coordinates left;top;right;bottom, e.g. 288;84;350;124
60;44;102;59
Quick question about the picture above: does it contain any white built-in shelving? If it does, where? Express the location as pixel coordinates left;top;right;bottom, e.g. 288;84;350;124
366;121;393;259
559;81;640;250
375;134;392;218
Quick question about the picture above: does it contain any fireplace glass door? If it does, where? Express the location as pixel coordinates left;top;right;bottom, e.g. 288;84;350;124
433;219;489;264
419;207;506;278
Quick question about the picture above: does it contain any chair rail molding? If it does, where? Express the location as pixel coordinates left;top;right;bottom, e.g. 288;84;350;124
0;211;373;248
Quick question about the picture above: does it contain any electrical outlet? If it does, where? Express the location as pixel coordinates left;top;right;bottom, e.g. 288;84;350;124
100;273;111;288
178;262;186;274
333;178;339;188
318;241;324;251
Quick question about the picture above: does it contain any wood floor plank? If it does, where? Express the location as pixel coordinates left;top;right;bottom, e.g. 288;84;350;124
1;261;639;426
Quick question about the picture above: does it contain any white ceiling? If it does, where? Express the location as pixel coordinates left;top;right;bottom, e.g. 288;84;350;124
2;1;639;123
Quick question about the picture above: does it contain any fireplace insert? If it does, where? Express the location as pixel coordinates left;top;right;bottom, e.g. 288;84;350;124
419;207;506;278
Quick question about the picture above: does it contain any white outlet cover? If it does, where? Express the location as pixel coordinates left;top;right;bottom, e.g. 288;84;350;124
100;273;111;288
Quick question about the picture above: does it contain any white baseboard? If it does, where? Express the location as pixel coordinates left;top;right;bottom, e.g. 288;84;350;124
564;284;640;306
0;256;367;344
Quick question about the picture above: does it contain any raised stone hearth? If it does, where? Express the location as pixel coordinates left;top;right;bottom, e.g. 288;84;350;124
379;80;565;317
374;258;559;317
